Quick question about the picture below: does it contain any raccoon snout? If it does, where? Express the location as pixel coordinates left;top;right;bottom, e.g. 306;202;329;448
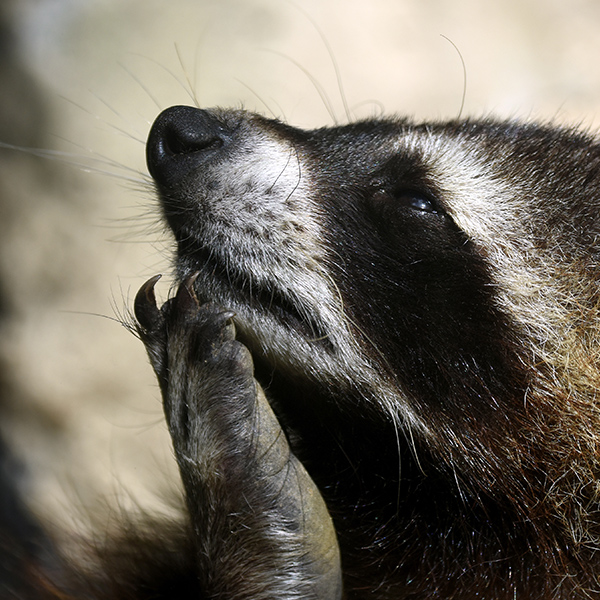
146;105;229;188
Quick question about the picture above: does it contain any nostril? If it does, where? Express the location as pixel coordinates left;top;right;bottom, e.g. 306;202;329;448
146;105;231;186
163;126;224;157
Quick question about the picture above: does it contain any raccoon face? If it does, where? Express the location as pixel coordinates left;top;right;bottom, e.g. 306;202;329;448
146;107;600;464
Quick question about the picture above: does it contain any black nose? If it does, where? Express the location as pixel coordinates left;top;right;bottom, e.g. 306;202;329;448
146;106;230;187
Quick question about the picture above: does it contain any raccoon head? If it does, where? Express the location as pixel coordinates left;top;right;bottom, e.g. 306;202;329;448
146;106;600;543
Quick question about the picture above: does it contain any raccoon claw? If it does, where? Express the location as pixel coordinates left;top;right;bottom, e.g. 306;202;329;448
134;274;162;332
174;272;201;314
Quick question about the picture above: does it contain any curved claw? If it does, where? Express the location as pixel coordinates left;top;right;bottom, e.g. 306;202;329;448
134;274;162;331
174;272;201;314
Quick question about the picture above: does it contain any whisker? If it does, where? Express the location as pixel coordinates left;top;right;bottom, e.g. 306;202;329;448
262;49;338;125
290;4;352;123
174;43;201;109
235;79;281;120
118;62;163;111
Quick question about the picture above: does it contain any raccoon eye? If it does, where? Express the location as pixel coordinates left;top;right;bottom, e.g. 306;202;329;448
372;188;439;213
398;191;436;212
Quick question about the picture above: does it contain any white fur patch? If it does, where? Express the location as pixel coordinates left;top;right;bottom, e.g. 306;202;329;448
407;130;570;356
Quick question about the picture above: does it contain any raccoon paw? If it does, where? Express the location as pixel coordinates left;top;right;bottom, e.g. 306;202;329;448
134;274;342;599
134;274;252;459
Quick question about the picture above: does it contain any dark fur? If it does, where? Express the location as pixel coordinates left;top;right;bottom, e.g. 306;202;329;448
6;107;600;598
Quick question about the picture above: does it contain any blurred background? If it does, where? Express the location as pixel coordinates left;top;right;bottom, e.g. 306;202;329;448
1;0;600;524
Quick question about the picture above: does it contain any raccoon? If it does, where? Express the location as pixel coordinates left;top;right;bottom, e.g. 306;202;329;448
6;106;600;599
134;106;600;599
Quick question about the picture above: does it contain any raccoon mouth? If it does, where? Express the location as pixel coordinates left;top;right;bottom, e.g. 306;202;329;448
191;247;330;344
